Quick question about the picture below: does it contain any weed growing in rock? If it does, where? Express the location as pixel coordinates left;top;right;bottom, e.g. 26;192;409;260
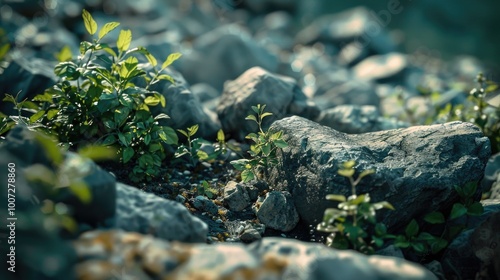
393;182;483;259
175;125;228;167
230;104;288;183
19;9;182;182
316;161;395;254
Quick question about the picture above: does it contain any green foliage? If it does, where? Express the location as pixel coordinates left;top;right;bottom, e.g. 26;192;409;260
175;126;229;167
436;73;499;153
197;180;218;199
393;182;484;258
316;161;395;254
230;104;288;183
20;10;182;182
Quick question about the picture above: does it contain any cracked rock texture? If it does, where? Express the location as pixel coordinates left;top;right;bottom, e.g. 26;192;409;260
266;116;491;231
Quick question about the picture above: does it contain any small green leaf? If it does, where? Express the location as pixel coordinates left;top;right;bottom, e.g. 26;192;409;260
260;112;273;119
78;146;117;161
430;238;448;254
245;115;257;122
55;45;72;62
82;9;98;35
177;129;189;138
154;113;170;120
188;124;199;137
122;147;135;163
30;110;46;123
241;169;255;183
46;109;59;120
162;126;178;145
467;202;484;216
98;22;120;40
450;203;467;220
411;242;426;254
34;134;63;165
101;135;117;146
217;129;225;142
0;43;10;60
251;106;259;114
417;232;436;241
462;182;478;198
424;212;445;224
405;219;419;238
144;134;151;145
273;139;288;149
358;169;375;180
118;133;128;146
338;168;355;178
161;52;182;69
156;74;175;84
343;160;356;169
117;29;132;52
326;194;346;202
144;96;160;106
69;181;92;204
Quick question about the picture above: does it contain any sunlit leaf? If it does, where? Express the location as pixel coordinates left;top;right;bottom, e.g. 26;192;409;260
82;9;98;35
78;146;117;161
69;180;92;204
98;22;120;40
338;168;355;178
161;52;182;69
325;194;346;202
55;45;72;62
117;29;132;52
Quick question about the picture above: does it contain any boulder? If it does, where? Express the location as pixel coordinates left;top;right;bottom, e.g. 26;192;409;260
73;230;437;280
223;181;251;212
266;116;490;230
149;68;220;139
176;24;279;91
115;182;208;243
296;6;397;55
217;66;320;141
255;191;299;232
315;105;408;134
352;53;408;82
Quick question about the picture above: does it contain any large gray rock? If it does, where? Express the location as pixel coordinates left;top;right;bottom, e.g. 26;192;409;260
217;66;320;141
0;56;56;116
315;105;409;134
266;116;491;230
255;191;299;232
296;6;397;55
74;230;437;280
352;53;408;82
177;24;279;91
115;182;208;243
223;181;251;212
150;68;220;139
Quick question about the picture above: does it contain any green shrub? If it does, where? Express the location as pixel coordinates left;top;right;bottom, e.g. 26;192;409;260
230;104;288;183
316;161;394;254
24;10;181;182
175;125;228;167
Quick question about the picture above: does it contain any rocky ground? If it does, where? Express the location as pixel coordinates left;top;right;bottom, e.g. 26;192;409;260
1;1;500;280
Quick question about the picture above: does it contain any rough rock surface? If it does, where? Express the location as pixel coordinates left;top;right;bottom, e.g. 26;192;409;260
217;66;320;141
255;191;299;232
150;68;220;139
224;181;252;212
73;230;437;280
315;105;408;134
115;182;208;243
266;116;491;230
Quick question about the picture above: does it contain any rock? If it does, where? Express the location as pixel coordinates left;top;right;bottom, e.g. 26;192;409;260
296;6;397;55
313;72;380;110
338;41;371;66
0;56;56;116
353;53;408;82
315;105;408;134
436;199;500;280
2;126;116;226
149;68;220;139
0;129;77;280
471;210;500;280
240;228;262;243
217;66;320;141
192;195;219;216
481;152;500;193
73;230;437;280
190;83;220;103
266;116;490;230
255;191;299;232
177;24;279;91
115;182;208;243
223;181;251;212
376;245;405;259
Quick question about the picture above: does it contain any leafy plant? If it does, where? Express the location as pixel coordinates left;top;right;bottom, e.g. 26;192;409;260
196;180;219;199
230;104;288;183
175;126;230;167
316;161;395;254
22;9;182;182
393;182;484;259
